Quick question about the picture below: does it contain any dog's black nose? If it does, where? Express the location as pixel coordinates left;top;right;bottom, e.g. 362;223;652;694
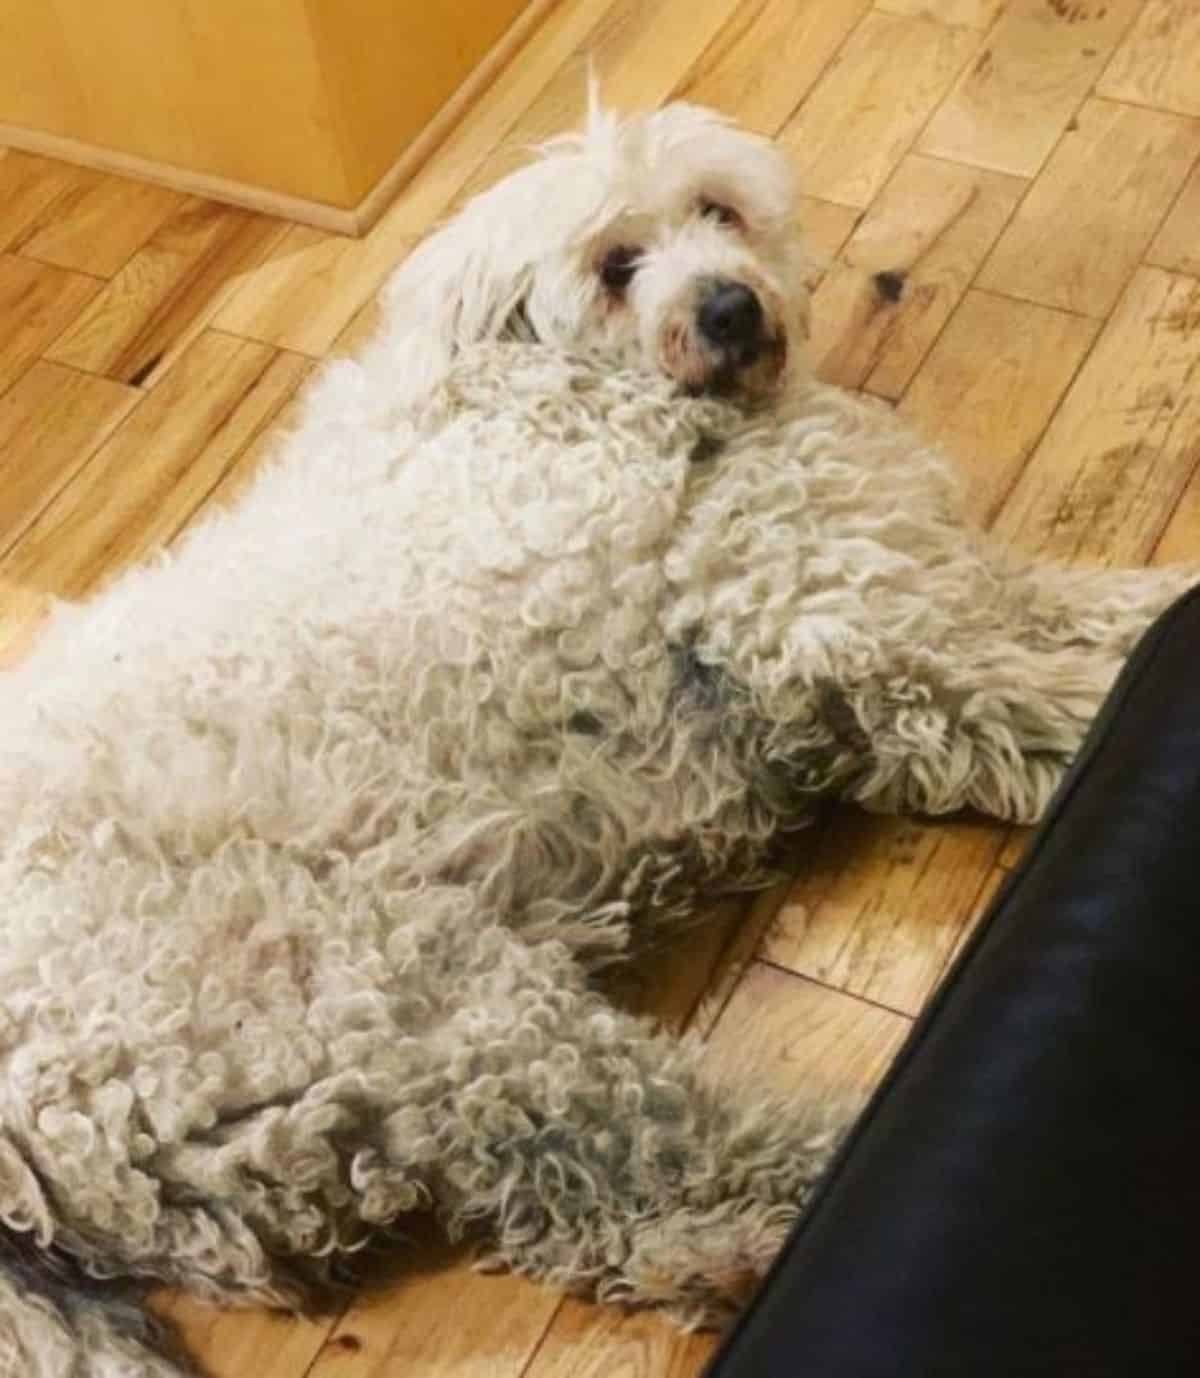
697;280;764;354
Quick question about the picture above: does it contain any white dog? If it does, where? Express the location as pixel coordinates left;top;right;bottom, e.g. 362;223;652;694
0;101;1192;1378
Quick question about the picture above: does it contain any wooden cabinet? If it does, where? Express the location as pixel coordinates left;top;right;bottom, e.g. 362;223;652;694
0;0;541;232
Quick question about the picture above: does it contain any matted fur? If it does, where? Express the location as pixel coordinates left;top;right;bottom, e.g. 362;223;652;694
0;104;1194;1376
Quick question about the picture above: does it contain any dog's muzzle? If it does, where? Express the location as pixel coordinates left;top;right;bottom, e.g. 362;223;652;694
697;279;766;367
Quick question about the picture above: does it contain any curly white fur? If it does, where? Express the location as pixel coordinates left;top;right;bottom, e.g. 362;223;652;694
0;103;1193;1376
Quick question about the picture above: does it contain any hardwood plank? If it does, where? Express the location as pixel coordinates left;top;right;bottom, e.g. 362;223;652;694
877;0;1005;27
918;0;1144;177
3;334;306;599
521;1300;717;1378
306;1238;560;1378
0;361;138;556
675;0;871;136
976;98;1200;318
0;151;80;254
148;1293;336;1378
13;168;185;277
777;13;979;209
811;154;1025;398
0;254;101;398
992;267;1200;564
706;962;911;1121
798;198;863;291
45;200;286;388
0;579;51;668
184;360;317;515
690;876;797;1038
761;811;1007;1016
899;290;1099;526
1151;470;1200;568
1147;161;1200;278
1098;0;1200;118
450;0;746;207
212;0;630;356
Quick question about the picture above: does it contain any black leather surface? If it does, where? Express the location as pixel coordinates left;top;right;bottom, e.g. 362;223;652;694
707;588;1200;1378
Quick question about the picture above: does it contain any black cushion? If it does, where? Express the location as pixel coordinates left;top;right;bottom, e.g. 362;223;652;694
706;587;1200;1378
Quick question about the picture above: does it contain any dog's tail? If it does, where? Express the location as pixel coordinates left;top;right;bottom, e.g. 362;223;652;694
0;1227;191;1378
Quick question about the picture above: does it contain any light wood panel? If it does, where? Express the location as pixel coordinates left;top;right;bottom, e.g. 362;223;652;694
0;254;101;396
0;362;138;554
992;266;1200;564
12;168;185;277
4;334;305;598
306;1242;561;1378
919;0;1144;177
812;154;1025;397
762;814;1006;1016
977;98;1200;317
706;963;911;1121
778;12;979;209
898;290;1100;526
678;0;871;136
149;1294;335;1378
46;202;286;387
521;1301;717;1378
1147;161;1200;277
877;0;1005;27
0;150;85;253
1098;0;1200;118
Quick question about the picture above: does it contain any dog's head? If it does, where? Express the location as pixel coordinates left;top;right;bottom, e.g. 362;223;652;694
384;100;810;402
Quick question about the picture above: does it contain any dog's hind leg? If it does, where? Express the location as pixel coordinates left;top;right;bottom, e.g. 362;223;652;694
415;923;829;1326
834;560;1198;824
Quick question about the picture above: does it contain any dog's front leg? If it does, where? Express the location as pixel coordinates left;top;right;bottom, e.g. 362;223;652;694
836;560;1198;825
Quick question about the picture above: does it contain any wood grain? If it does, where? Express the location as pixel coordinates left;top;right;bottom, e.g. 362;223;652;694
0;253;101;398
3;334;306;599
797;198;864;290
522;1300;718;1378
452;0;744;205
898;290;1100;526
13;168;184;277
761;812;1008;1016
706;962;911;1121
877;0;1005;27
778;12;978;209
811;154;1025;397
306;1238;560;1378
919;0;1144;177
1098;0;1200;118
0;361;138;555
1147;160;1200;277
992;266;1200;564
977;98;1200;317
46;200;286;387
0;151;84;254
677;0;871;136
149;1294;335;1378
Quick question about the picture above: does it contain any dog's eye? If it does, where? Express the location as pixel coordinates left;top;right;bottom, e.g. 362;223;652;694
699;198;742;229
600;245;641;293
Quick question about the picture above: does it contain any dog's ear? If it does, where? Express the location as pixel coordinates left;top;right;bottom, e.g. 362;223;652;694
373;204;535;403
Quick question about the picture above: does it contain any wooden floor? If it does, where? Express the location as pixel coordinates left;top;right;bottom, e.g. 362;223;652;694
3;0;1200;1372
